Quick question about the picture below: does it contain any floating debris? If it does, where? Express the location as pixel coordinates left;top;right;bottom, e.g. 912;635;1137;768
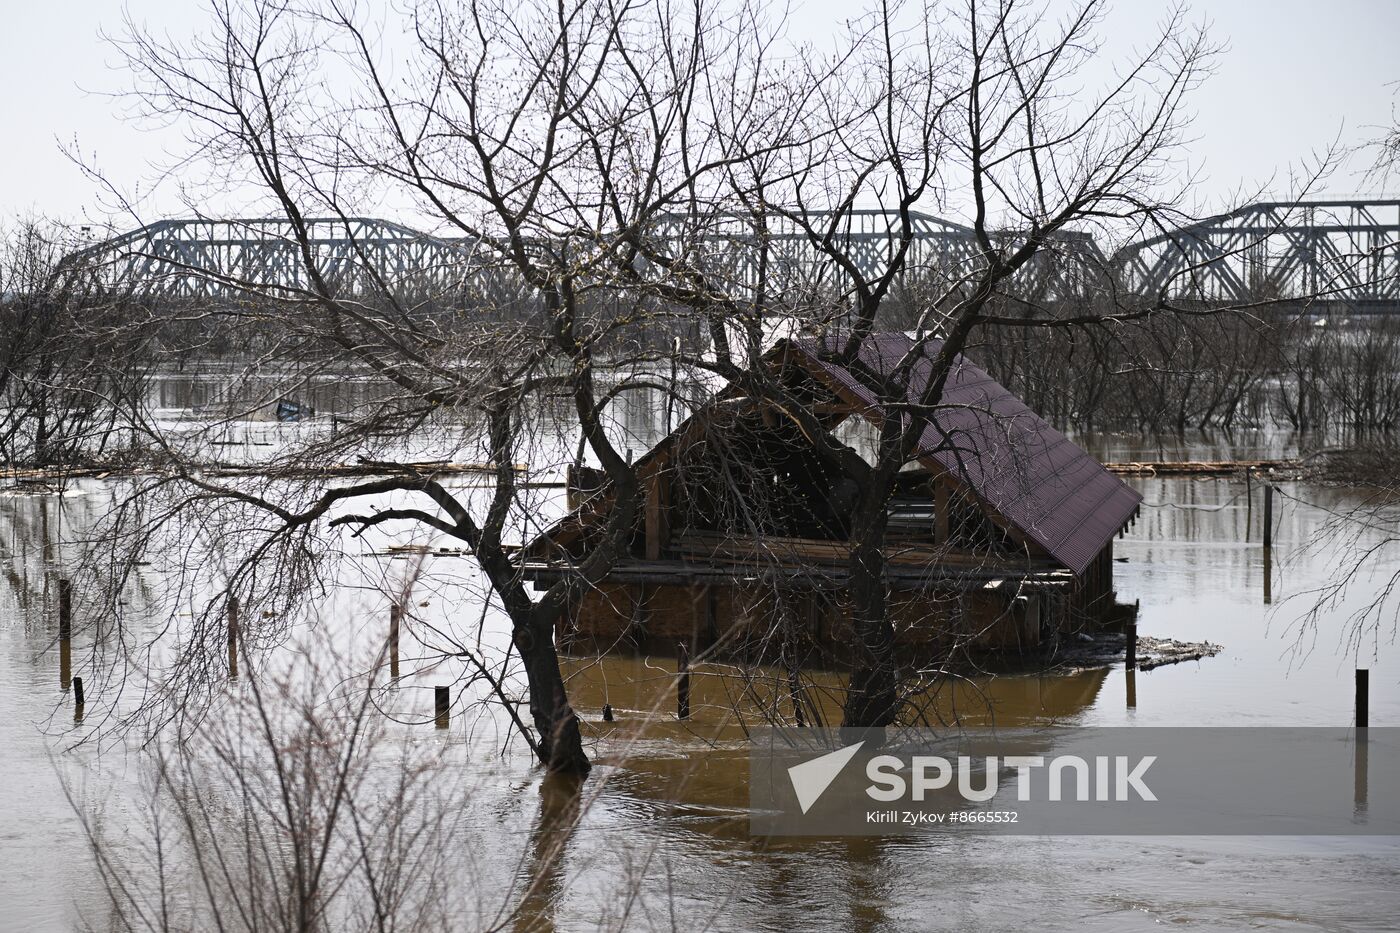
1136;636;1224;671
276;398;315;422
1104;458;1304;478
1043;631;1222;672
382;544;468;558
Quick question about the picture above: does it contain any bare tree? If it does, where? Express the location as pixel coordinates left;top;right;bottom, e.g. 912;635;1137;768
68;0;1316;766
708;0;1221;726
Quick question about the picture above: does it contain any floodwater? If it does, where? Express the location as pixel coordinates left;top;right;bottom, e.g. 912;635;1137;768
2;419;1400;931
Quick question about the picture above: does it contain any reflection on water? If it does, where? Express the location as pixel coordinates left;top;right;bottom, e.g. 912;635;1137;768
148;367;390;421
515;773;586;933
565;653;1109;733
1357;733;1370;819
1264;543;1273;604
2;430;1400;931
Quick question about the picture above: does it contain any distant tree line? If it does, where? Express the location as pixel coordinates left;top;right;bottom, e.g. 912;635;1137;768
0;221;158;467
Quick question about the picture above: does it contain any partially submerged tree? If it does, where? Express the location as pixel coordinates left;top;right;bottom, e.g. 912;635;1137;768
101;0;799;772
74;0;1330;768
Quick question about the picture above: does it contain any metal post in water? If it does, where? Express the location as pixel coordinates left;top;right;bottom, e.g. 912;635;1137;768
677;641;691;720
389;604;401;679
434;685;450;729
73;676;85;722
1357;669;1369;729
228;596;239;679
1125;619;1138;671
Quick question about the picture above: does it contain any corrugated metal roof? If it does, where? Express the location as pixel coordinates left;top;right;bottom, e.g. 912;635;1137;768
787;333;1141;576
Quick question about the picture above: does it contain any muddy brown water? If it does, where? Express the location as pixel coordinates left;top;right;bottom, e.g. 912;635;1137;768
2;431;1399;931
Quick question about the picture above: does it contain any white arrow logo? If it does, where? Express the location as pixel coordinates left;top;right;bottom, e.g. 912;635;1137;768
787;741;866;814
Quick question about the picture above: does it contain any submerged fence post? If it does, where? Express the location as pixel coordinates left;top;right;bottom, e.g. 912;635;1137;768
228;596;239;679
1125;618;1138;671
1244;469;1253;543
1355;673;1370;815
59;578;73;692
434;685;450;729
58;578;72;641
73;676;85;723
677;641;691;720
1263;485;1274;549
1357;669;1369;730
389;604;401;679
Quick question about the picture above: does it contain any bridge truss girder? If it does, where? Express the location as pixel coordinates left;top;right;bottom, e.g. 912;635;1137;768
62;200;1400;313
1115;200;1400;310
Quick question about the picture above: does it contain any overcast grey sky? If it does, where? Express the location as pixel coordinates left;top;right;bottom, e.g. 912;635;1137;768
1;0;1396;227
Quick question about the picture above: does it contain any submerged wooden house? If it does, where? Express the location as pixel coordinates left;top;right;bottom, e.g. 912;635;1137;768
518;334;1142;662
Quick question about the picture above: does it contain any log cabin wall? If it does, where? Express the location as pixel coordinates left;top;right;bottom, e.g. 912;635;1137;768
563;579;1050;660
1065;538;1114;630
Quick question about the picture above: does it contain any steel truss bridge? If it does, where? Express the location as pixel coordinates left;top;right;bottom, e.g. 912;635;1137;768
1119;200;1400;312
61;199;1400;313
59;217;501;302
